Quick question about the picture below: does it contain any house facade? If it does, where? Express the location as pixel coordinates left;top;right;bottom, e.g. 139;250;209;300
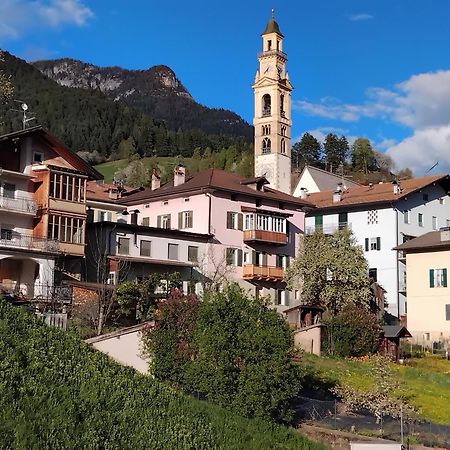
0;126;101;300
121;166;308;313
395;229;450;346
304;175;450;318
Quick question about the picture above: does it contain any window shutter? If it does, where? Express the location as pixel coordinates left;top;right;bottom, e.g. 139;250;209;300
377;237;381;251
237;249;243;267
252;250;256;265
226;248;233;265
365;238;369;252
178;212;183;228
189;211;193;228
167;216;171;228
446;304;450;321
238;213;243;231
262;253;268;267
429;269;435;288
157;215;161;228
443;268;448;288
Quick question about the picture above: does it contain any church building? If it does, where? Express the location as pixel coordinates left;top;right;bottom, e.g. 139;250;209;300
253;12;293;195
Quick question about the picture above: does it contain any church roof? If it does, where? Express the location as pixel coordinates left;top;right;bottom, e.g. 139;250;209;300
262;16;283;36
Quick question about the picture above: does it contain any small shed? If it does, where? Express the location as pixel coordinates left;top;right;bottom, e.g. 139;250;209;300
379;325;412;361
283;304;324;329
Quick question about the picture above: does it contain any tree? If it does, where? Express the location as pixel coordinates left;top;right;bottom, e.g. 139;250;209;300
397;167;413;179
144;285;302;422
291;132;321;169
324;303;380;357
0;51;14;104
373;150;393;173
286;229;371;315
351;138;376;174
323;134;349;172
117;136;136;160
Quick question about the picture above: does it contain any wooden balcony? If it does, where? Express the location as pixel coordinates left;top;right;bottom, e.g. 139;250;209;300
242;265;284;282
243;229;287;245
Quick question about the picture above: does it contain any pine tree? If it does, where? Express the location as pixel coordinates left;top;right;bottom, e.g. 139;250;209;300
291;132;321;169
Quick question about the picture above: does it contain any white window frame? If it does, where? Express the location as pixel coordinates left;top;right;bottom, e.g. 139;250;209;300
432;216;437;230
418;213;424;227
404;210;410;224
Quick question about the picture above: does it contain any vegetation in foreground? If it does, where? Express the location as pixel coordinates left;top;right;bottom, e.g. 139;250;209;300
301;352;450;425
0;298;325;449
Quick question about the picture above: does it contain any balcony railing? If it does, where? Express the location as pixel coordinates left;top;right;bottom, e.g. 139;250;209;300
1;282;72;303
305;223;352;235
0;233;59;253
243;264;284;281
243;229;288;245
257;50;288;59
262;108;271;117
0;195;37;215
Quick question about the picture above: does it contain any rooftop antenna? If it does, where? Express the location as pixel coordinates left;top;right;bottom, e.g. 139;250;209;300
10;100;36;130
425;161;439;174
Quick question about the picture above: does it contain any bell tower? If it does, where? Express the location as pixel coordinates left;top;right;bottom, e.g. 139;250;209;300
253;11;293;194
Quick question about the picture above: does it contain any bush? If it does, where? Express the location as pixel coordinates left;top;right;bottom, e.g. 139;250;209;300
0;298;325;449
144;285;302;423
324;303;379;357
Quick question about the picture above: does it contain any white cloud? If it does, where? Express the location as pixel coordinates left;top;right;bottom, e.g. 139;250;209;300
348;13;374;22
295;70;450;174
0;0;93;42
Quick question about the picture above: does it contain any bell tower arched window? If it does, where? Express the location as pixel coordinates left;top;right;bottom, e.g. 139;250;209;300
262;94;271;117
262;124;271;136
281;125;286;136
262;138;271;154
280;94;285;117
281;138;286;154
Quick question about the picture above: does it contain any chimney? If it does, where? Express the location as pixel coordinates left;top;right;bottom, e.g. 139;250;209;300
174;164;186;187
108;188;119;200
299;187;308;200
333;190;342;203
393;180;400;195
336;182;343;192
440;227;450;242
151;168;161;190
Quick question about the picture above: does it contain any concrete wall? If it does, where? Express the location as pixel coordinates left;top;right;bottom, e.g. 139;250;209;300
88;328;149;374
293;325;323;355
406;249;450;345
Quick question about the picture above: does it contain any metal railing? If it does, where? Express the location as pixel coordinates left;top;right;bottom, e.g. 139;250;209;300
0;233;59;253
305;223;352;235
0;195;37;214
1;282;72;303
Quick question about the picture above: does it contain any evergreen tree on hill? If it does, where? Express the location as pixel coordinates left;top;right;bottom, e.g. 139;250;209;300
291;132;322;169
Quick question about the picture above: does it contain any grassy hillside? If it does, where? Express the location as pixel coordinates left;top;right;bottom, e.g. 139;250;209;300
302;353;450;425
0;299;325;449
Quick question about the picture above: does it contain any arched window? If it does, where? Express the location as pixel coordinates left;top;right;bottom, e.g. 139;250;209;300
262;125;271;136
281;138;286;154
281;125;286;136
262;94;271;117
280;94;285;117
262;138;271;154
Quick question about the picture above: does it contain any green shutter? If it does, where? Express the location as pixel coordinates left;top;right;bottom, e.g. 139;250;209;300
226;212;233;229
315;215;323;231
365;238;369;252
377;237;381;251
443;268;448;288
430;269;435;288
237;249;243;267
226;248;233;265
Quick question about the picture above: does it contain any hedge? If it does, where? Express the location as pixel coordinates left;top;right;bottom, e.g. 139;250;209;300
0;299;326;449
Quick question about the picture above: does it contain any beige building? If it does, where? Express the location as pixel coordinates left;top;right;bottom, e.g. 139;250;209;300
253;12;293;194
395;229;450;347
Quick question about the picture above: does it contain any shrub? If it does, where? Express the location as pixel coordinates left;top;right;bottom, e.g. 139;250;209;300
0;298;325;449
324;303;379;357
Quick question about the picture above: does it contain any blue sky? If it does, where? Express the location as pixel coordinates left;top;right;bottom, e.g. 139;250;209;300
2;0;450;174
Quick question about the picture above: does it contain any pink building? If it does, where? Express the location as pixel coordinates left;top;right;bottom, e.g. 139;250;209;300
122;166;309;313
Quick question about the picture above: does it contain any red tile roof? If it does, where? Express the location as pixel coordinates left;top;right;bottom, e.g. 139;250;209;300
122;168;312;208
305;174;450;210
86;181;141;203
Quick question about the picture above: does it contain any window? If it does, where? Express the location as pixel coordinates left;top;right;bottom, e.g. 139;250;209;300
244;213;254;230
49;173;85;202
404;210;411;224
267;39;272;51
142;217;150;227
107;272;116;285
157;214;171;229
2;183;15;199
446;304;450;321
272;217;285;232
257;214;270;231
429;268;448;288
262;125;271;136
281;125;286;136
418;213;423;227
227;212;243;230
440;198;445;205
188;246;199;263
184;197;190;202
1;228;13;240
178;211;193;229
432;216;438;230
280;138;286;154
276;255;290;269
262;94;271;116
262;137;271;154
338;212;348;229
365;237;381;251
47;214;84;244
98;211;112;222
315;215;323;231
275;290;289;306
368;268;378;282
118;237;130;255
33;152;44;163
225;248;243;266
423;193;429;202
168;243;179;260
140;240;151;257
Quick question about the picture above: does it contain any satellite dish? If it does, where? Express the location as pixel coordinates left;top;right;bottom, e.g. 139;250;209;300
21;103;28;111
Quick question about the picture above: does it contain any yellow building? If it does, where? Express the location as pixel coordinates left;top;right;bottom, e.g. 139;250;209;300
395;229;450;347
